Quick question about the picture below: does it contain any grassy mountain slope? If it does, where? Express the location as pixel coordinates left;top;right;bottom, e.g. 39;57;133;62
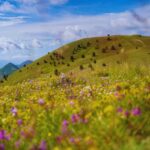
3;35;150;85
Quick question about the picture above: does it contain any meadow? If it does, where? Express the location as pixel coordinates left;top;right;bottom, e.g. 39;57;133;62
0;35;150;150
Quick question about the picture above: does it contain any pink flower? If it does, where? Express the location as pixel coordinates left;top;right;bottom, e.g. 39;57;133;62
131;107;141;116
38;99;45;105
71;114;80;124
15;140;21;149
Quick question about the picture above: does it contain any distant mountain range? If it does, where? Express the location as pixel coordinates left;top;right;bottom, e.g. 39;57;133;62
0;60;32;79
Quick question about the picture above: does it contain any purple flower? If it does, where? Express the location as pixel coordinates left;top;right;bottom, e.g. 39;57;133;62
71;114;80;124
61;120;69;134
0;130;5;140
17;119;23;126
62;120;68;127
117;107;123;113
131;107;141;116
0;130;11;141
124;110;130;117
11;107;18;116
38;99;45;105
69;137;75;143
39;140;47;150
0;144;5;150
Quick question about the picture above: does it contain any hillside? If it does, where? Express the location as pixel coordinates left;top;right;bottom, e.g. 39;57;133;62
2;35;150;85
0;35;150;150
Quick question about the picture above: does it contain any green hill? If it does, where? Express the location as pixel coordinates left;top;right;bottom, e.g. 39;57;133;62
2;35;150;85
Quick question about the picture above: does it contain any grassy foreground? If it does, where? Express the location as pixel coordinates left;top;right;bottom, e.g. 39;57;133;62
0;64;150;150
0;35;150;150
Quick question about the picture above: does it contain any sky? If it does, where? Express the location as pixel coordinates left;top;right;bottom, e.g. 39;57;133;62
0;0;150;67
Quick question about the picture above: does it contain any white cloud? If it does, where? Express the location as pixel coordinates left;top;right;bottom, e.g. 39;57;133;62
0;4;149;64
49;0;69;5
0;2;15;12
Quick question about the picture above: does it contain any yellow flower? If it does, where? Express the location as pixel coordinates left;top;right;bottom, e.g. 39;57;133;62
104;105;114;113
48;132;51;137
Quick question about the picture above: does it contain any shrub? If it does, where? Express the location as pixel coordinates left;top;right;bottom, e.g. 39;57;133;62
70;56;75;62
102;63;107;67
107;34;112;41
94;60;97;64
118;43;122;47
3;75;8;81
88;63;94;71
92;52;96;57
102;48;106;53
44;60;48;63
87;42;91;47
0;80;3;83
81;54;85;58
54;69;60;76
80;65;84;70
111;45;116;50
37;62;40;65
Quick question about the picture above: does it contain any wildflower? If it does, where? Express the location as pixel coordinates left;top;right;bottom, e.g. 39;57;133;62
38;99;45;105
0;130;5;140
124;110;130;117
69;137;75;143
39;140;47;150
56;136;63;143
21;128;35;139
104;105;114;113
62;120;69;127
131;107;141;116
17;119;23;126
0;144;5;150
61;120;69;134
11;107;18;116
15;140;21;149
0;130;11;141
69;101;74;106
71;114;80;124
117;107;123;113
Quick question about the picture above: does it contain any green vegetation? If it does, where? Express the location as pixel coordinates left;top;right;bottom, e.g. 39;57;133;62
0;35;150;150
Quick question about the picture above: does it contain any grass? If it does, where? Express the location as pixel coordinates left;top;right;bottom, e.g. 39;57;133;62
0;35;150;150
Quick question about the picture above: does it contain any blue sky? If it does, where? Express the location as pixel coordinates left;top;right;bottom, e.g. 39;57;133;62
0;0;150;67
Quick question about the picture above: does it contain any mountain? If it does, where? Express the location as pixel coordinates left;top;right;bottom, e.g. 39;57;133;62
18;60;33;68
2;35;150;84
0;60;33;80
0;63;19;79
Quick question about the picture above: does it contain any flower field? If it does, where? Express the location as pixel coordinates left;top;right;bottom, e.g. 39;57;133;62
0;66;150;150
